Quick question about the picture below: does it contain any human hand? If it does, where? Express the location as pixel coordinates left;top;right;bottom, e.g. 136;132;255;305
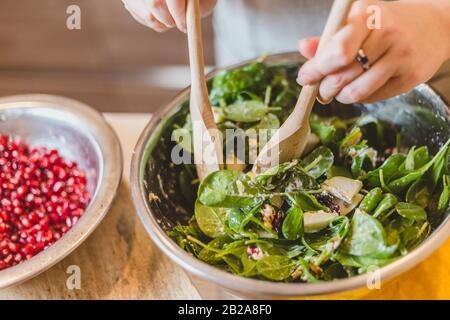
122;0;217;32
297;0;450;104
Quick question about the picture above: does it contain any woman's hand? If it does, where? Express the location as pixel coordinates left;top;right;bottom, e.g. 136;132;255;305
297;0;450;104
122;0;217;33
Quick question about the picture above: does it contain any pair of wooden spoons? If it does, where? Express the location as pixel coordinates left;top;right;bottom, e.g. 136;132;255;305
186;0;355;179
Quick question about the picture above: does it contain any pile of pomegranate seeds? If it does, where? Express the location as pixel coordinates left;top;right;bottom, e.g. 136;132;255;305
0;135;90;270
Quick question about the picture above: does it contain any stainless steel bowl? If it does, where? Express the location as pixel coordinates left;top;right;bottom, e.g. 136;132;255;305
0;94;123;288
131;53;450;299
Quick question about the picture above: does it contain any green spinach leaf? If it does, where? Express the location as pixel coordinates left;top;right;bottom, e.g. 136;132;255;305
342;210;397;258
396;202;427;222
301;146;334;179
282;206;304;240
198;170;262;207
194;201;228;238
255;255;297;281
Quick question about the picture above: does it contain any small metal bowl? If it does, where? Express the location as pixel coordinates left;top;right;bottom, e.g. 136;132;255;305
0;94;122;288
131;53;450;299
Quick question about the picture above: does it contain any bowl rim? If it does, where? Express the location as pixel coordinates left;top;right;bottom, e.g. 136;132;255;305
131;52;450;297
0;94;123;289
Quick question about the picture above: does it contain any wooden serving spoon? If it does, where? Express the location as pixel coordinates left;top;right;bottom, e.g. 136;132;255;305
253;0;355;173
186;0;223;180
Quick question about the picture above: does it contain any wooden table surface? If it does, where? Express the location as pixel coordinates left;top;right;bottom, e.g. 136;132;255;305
0;113;448;300
0;113;201;300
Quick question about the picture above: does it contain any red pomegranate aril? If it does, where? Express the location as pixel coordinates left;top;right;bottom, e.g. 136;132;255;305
8;243;18;253
0;135;90;270
14;253;23;262
3;255;12;265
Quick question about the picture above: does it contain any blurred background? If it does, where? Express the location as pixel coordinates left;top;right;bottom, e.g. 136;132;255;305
0;0;215;113
1;0;450;114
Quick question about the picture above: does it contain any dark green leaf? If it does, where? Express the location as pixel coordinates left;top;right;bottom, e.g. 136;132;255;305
388;140;450;194
438;175;450;213
373;193;398;219
223;100;279;123
194;201;227;238
366;154;406;187
342;210;397;258
255;255;297;281
310;122;336;144
327;165;352;178
198;170;262;208
396;202;427;222
406;178;431;208
282;206;303;240
301;146;334;179
287;192;329;212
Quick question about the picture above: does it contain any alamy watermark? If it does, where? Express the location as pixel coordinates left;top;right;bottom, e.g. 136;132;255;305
367;5;382;30
66;5;81;30
366;266;382;290
66;264;81;290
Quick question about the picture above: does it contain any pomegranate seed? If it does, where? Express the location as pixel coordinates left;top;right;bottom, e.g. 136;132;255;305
0;135;90;270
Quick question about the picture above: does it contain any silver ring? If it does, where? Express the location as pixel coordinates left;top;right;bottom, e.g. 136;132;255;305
356;49;370;70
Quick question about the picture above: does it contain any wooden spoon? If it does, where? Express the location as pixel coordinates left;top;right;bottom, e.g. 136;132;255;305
186;0;223;180
253;0;355;173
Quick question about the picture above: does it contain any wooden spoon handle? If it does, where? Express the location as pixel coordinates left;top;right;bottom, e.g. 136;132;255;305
317;0;355;52
186;0;214;125
186;0;222;179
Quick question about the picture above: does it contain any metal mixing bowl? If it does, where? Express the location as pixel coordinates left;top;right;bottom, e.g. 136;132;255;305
0;94;123;288
131;53;450;299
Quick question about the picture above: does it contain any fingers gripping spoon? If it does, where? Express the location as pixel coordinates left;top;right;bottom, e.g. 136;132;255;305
186;0;223;180
252;0;355;173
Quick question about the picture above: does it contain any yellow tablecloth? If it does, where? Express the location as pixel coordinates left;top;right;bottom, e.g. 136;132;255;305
364;238;450;300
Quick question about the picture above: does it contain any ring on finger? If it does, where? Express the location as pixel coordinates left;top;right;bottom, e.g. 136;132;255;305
356;49;370;71
316;93;334;105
